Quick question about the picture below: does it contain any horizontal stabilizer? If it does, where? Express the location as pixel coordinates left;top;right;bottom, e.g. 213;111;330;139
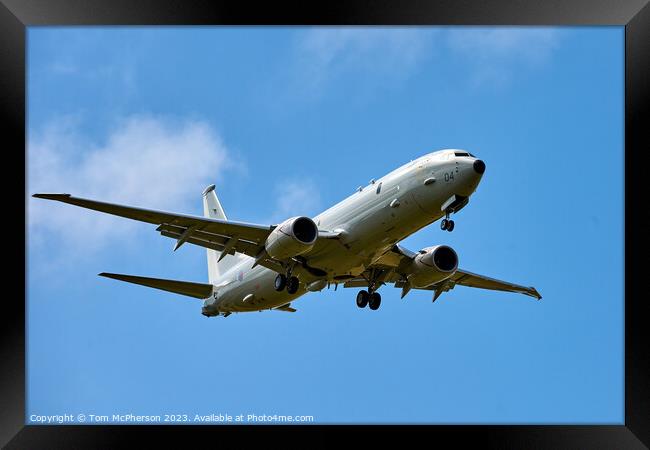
99;272;213;299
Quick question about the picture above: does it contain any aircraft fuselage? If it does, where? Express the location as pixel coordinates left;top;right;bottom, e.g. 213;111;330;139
202;149;484;315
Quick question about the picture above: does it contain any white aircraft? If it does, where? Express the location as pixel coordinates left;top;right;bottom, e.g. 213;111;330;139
33;149;540;317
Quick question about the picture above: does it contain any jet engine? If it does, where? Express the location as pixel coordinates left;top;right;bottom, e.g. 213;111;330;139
406;245;458;288
265;216;319;260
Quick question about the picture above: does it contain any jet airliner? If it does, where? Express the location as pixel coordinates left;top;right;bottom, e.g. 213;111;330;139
33;149;541;317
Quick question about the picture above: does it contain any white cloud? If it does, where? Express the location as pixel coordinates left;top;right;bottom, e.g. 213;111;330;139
446;27;561;87
296;27;436;94
293;27;561;95
28;115;232;257
270;178;322;224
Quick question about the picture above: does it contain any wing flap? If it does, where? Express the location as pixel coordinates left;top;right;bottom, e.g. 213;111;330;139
99;272;214;299
158;224;263;258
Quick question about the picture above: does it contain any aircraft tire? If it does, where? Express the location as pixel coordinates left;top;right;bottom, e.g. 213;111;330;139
286;276;300;294
447;220;455;232
368;292;381;310
274;274;287;291
441;219;448;230
356;290;369;308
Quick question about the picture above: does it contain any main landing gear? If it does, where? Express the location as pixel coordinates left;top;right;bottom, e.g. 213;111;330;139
440;211;455;232
275;273;300;295
356;289;381;310
356;268;383;311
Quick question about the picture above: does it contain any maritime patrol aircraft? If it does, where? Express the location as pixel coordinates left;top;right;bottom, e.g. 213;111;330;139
33;149;541;317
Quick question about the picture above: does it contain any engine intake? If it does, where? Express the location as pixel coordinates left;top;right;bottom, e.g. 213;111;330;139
407;245;458;288
265;216;318;260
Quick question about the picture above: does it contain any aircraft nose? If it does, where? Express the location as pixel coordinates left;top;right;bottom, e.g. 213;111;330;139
473;159;486;175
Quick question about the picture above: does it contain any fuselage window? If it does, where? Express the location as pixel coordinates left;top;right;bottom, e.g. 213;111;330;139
376;182;382;194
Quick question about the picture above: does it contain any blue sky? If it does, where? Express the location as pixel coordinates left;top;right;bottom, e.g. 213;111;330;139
26;26;623;424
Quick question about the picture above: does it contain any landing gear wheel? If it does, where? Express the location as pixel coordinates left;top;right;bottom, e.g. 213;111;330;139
286;276;300;294
441;219;448;230
368;292;382;310
446;220;455;232
356;290;369;308
274;274;287;291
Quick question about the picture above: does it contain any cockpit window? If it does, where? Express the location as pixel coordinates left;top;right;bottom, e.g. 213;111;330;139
454;151;470;157
376;182;382;194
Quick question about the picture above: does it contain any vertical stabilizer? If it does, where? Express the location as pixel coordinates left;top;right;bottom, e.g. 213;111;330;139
202;184;239;283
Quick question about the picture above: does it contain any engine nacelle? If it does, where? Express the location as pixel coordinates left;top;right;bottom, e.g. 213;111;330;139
265;216;318;260
407;245;458;288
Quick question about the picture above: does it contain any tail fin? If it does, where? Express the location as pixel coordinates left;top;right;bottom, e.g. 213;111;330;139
202;184;240;283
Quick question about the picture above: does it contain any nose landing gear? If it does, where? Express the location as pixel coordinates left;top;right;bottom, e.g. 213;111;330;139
441;219;455;231
440;212;455;232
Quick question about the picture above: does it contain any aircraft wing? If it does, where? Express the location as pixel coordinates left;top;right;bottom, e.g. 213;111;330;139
435;269;541;299
343;245;541;302
32;193;281;268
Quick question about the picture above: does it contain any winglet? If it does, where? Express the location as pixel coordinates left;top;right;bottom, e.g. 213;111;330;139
529;287;542;301
32;193;72;200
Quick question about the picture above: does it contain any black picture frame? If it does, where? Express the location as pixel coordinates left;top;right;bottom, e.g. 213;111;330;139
3;0;647;448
